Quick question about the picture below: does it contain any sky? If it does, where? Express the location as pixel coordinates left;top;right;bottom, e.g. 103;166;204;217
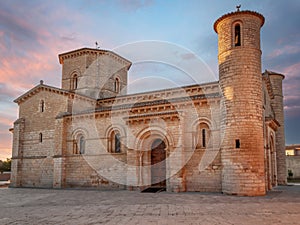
0;0;299;160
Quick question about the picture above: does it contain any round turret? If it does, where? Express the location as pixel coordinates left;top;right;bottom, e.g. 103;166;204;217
266;71;286;185
214;9;266;196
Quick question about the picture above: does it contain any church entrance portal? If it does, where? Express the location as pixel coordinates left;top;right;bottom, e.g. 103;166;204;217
151;139;166;187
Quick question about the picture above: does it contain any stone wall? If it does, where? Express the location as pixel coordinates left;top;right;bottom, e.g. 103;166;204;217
286;156;300;179
64;155;126;189
184;149;222;192
60;49;130;99
59;85;223;192
12;89;69;188
269;73;286;184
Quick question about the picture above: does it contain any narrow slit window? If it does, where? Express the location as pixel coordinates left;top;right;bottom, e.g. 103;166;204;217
39;133;43;143
115;133;121;153
234;24;241;46
114;78;120;93
72;74;78;90
235;139;240;149
202;129;206;148
79;136;85;154
40;100;45;112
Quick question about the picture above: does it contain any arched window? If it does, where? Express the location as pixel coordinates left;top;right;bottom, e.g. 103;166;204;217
108;130;122;153
79;136;85;154
39;133;43;143
196;123;210;149
71;74;78;90
234;24;241;47
115;133;121;153
114;78;120;93
39;100;45;112
73;134;85;154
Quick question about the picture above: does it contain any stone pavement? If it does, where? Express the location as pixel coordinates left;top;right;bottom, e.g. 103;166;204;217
0;185;299;225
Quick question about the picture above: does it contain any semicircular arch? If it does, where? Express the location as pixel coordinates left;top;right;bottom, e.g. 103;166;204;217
134;126;174;151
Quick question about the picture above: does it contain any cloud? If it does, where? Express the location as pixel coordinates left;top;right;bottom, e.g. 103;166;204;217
268;44;300;60
0;1;99;95
261;3;300;126
0;1;90;160
0;83;22;100
0;0;299;154
282;62;300;80
0;8;37;46
281;63;300;119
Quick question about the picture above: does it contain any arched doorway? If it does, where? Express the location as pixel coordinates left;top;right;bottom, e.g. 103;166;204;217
151;139;166;187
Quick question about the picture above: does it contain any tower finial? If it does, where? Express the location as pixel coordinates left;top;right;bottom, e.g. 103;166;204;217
236;5;241;12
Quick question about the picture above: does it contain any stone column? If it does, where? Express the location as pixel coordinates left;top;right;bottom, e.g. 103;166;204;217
269;72;286;185
53;117;67;188
167;114;185;192
10;118;25;187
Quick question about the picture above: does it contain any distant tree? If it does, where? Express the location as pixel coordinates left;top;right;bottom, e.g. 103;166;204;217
288;169;294;178
0;158;11;172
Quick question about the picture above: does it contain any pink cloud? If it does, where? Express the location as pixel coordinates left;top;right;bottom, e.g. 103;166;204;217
0;116;14;125
284;105;300;118
281;62;300;119
282;62;300;79
268;44;300;59
0;1;100;162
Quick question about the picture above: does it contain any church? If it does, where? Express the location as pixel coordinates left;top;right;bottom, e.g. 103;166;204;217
10;8;286;196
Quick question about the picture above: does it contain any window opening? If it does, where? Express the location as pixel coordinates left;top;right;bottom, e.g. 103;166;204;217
235;139;240;148
234;24;241;46
40;100;45;112
115;133;121;153
202;129;206;148
39;133;43;143
114;78;120;93
72;74;78;90
79;136;85;154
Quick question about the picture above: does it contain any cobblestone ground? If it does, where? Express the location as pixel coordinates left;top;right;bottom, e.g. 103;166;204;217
0;185;299;225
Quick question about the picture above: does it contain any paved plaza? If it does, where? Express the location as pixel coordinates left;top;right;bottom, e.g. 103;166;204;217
0;185;299;225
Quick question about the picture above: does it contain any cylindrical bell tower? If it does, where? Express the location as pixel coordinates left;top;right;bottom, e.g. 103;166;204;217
214;9;266;196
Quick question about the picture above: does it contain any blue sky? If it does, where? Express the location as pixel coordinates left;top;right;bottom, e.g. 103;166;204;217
0;0;299;160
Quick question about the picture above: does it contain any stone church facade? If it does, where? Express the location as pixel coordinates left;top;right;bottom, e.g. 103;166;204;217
10;9;286;196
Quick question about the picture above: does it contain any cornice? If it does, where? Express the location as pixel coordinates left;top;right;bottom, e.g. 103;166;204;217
214;10;265;33
58;47;132;69
97;81;220;106
14;83;95;104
